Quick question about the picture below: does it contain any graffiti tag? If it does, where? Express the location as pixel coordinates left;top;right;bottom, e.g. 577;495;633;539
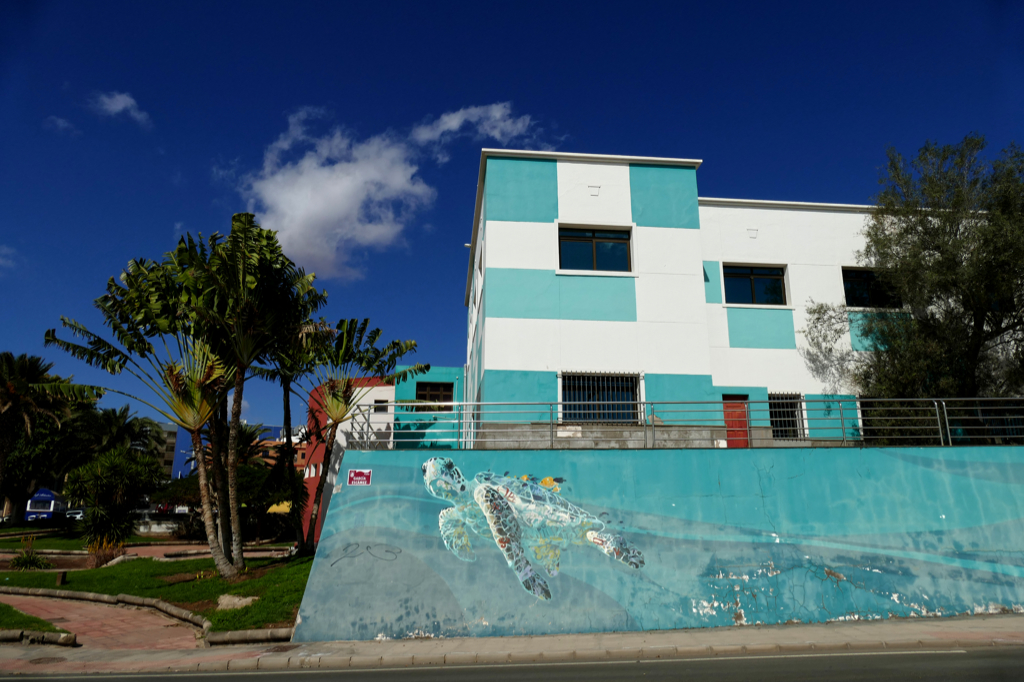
330;543;402;566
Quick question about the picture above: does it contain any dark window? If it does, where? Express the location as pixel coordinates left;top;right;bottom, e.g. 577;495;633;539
842;269;901;308
723;266;786;305
373;399;388;413
769;393;804;439
415;382;454;412
558;228;631;272
562;374;639;423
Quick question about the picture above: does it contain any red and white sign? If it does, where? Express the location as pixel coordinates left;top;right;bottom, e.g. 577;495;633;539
347;469;372;486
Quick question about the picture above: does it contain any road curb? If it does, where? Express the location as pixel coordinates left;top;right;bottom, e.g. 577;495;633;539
0;629;77;646
206;628;294;645
244;635;1024;672
0;586;212;633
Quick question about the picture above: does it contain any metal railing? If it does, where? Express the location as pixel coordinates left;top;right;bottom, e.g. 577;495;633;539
344;397;1024;451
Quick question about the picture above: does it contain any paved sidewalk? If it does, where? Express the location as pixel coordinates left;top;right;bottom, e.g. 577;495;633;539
128;544;289;560
1;598;1023;675
0;594;198;651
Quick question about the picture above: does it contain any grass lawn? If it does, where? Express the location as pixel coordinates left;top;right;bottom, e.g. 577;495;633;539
0;601;66;633
0;555;313;631
0;533;87;551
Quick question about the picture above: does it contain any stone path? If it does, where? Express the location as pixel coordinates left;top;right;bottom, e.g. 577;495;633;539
0;594;198;650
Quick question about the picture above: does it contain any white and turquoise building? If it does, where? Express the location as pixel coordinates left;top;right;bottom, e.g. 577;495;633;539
464;149;877;438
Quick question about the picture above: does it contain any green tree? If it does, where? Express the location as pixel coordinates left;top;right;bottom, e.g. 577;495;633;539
64;442;163;546
1;404;164;524
300;319;428;555
87;405;168;460
2;406;92;523
45;256;240;578
803;134;1024;399
0;352;100;518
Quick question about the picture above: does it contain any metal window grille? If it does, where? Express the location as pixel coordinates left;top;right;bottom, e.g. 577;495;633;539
562;374;639;423
769;393;804;439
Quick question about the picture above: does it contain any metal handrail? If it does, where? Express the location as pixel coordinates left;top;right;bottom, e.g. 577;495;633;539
340;397;1024;451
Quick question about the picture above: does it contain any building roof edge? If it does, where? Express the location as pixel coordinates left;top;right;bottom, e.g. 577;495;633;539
699;196;874;212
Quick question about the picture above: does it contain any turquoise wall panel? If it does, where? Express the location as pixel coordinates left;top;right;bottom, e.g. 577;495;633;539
702;261;722;303
395;365;465;402
726;307;797;349
485;269;560;319
394;366;466;450
481;369;557;422
484;157;558;223
804;394;860;440
482;369;557;404
296;445;1024;641
848;311;877;352
558;275;637;321
485;269;636;322
629;164;699;229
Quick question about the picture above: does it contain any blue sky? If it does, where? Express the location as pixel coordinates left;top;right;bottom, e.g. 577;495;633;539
1;1;1022;428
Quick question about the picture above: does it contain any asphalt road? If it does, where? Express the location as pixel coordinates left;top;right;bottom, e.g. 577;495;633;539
16;648;1024;681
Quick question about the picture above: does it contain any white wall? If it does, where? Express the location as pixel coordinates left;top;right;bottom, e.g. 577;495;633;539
556;161;633;225
700;203;870;394
484;318;712;376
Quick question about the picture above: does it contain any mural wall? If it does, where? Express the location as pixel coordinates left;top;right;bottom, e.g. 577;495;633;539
294;446;1024;642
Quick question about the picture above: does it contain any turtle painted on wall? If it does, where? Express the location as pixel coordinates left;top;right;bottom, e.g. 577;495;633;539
422;457;645;600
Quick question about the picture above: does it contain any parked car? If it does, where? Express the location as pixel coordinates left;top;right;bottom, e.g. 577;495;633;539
66;508;85;521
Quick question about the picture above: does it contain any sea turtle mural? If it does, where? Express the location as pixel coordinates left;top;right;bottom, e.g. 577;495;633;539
422;457;645;600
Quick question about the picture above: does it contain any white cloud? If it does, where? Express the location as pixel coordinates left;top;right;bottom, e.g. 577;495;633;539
90;91;152;128
0;245;16;270
227;393;251;416
173;222;184;234
241;103;541;279
411;102;533;145
42;116;80;135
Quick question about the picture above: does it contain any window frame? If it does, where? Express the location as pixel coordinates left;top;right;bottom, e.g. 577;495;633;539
557;224;634;274
722;264;789;306
414;382;455;412
841;268;902;309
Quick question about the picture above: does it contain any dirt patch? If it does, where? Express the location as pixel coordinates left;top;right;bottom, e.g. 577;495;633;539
226;561;280;584
0;555;90;571
159;572;198;585
173;600;216;614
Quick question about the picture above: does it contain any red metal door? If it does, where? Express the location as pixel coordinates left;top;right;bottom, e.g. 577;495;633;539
723;397;749;448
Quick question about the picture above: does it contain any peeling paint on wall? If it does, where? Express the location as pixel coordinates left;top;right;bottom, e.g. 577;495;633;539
294;446;1024;642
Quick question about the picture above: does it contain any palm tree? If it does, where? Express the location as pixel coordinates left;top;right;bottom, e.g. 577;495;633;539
182;213;326;570
45;256;239;578
88;405;167;458
265;320;331;475
0;352;100;507
299;319;428;554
